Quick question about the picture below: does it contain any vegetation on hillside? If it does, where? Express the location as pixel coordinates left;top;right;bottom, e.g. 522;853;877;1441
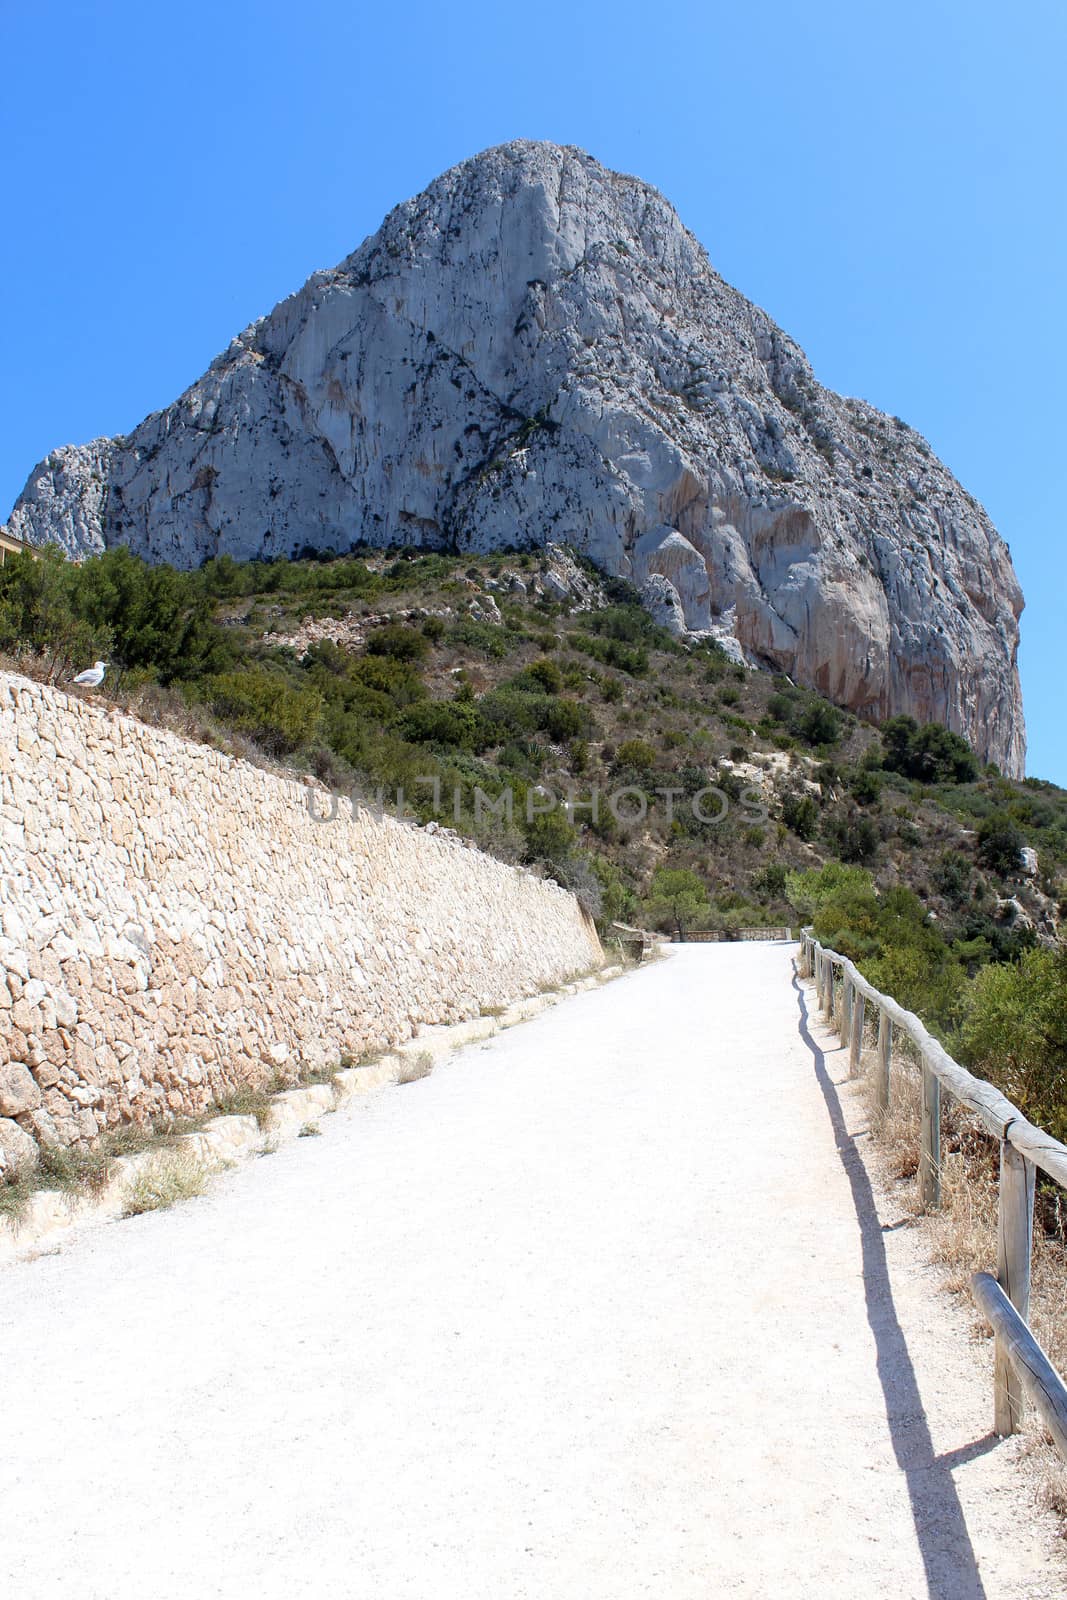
3;538;1066;1133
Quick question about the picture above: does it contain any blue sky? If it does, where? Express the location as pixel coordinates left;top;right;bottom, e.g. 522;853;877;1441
2;0;1063;780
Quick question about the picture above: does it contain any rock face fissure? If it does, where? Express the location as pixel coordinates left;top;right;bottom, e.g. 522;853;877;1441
4;141;1024;773
0;672;602;1163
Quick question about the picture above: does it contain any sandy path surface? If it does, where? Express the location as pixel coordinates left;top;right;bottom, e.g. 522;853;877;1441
1;944;1062;1598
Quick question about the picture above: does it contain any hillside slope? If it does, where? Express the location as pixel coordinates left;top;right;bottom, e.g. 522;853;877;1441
0;542;1058;967
4;142;1024;773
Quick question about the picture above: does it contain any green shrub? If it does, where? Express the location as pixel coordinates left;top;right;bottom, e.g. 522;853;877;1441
796;701;842;747
400;700;482;750
522;806;577;867
932;850;972;906
543;698;589;743
785;863;874;922
811;881;963;1035
822;808;880;864
446;618;515;658
957;948;1067;1140
202;669;323;755
591;856;638;928
615;738;658;773
848;767;883;806
346;653;426;706
643;867;711;939
781;789;820;840
0;544;231;684
976;813;1024;875
365;624;429;662
880;715;980;784
524;658;564;694
752;862;789;899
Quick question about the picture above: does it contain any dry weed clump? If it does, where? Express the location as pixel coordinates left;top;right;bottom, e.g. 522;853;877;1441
854;1001;1067;1525
865;1054;922;1185
396;1051;434;1086
926;1111;999;1298
123;1150;208;1216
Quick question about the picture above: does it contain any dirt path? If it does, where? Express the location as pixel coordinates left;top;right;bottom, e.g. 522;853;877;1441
1;945;1061;1598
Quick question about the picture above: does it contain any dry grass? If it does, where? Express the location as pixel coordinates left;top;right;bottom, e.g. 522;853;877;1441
926;1123;999;1297
396;1051;434;1085
865;1054;922;1185
212;1085;276;1128
0;1174;36;1228
0;1123;163;1227
851;998;1067;1525
1033;1215;1067;1392
122;1151;208;1216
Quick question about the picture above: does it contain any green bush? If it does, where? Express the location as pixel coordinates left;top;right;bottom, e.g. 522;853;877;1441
400;700;481;750
446;618;515;658
615;738;658;773
810;880;964;1035
752;862;789;899
0;544;231;684
202;669;323;755
957;948;1067;1140
796;701;842;747
822;808;880;864
365;624;429;662
591;855;638;928
642;867;711;938
976;813;1024;875
523;658;564;694
781;789;820;840
880;715;980;784
543;698;590;743
932;850;972;906
848;767;883;806
785;863;874;922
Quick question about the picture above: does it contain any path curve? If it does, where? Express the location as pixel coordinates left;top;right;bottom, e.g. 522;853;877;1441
1;945;1060;1598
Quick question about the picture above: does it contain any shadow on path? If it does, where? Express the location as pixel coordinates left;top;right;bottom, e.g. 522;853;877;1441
793;970;992;1600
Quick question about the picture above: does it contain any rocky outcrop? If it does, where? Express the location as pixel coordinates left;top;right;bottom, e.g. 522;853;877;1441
3;141;1025;772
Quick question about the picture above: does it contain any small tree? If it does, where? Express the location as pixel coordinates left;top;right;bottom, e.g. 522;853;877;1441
644;867;711;939
781;789;820;840
976;813;1024;876
958;947;1067;1140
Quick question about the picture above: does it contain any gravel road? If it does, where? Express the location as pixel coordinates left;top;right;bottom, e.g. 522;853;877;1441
1;944;1061;1598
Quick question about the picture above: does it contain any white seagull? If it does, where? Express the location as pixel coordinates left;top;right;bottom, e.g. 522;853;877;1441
72;660;108;688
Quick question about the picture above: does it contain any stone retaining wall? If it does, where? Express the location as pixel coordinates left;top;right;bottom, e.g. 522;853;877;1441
0;672;602;1166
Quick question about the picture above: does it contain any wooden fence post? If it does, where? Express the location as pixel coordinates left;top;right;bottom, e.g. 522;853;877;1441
919;1057;941;1210
839;975;853;1050
876;1010;892;1112
994;1140;1036;1435
849;990;866;1078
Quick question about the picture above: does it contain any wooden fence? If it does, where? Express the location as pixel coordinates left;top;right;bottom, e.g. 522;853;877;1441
800;931;1067;1457
675;926;793;944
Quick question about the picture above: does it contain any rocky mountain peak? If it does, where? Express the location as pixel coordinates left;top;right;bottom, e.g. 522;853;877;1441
4;140;1025;774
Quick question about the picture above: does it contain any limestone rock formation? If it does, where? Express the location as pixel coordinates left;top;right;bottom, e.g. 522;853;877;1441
4;141;1025;772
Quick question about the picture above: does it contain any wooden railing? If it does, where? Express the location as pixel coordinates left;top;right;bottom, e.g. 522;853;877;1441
799;931;1067;1457
675;926;793;944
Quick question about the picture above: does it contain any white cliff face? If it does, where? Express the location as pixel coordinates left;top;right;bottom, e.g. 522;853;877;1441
3;141;1025;774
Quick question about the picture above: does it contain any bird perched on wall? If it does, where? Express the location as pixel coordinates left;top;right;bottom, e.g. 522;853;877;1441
72;660;108;688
